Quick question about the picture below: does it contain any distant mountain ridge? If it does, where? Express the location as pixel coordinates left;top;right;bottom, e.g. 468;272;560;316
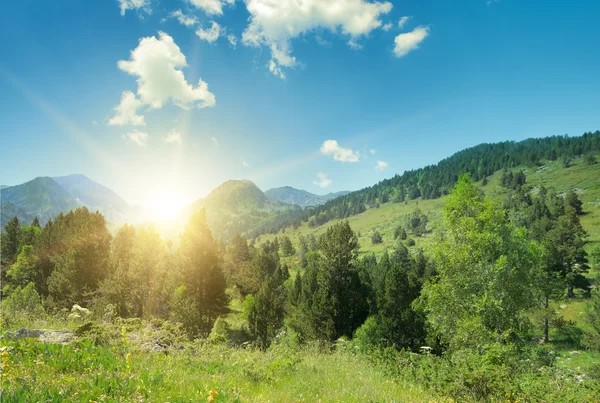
265;186;350;208
184;180;302;240
1;177;80;228
1;175;140;230
52;174;137;222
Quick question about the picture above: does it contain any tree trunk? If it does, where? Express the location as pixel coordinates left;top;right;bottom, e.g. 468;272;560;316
567;283;575;299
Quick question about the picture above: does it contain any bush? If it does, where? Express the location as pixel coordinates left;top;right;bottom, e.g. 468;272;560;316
406;238;416;247
1;282;46;329
371;231;383;244
209;317;230;344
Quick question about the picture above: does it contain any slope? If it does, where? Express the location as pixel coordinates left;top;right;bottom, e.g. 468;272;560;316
0;177;80;228
184;180;302;241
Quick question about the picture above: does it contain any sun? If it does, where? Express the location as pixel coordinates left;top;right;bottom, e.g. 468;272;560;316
147;190;186;221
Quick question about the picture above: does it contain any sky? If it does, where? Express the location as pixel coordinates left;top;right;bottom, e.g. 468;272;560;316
1;0;599;209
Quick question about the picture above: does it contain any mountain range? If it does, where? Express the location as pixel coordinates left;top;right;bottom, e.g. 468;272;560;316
264;187;349;208
0;176;340;238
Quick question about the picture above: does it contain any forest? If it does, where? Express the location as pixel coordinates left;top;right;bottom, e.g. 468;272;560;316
2;170;600;402
250;131;600;237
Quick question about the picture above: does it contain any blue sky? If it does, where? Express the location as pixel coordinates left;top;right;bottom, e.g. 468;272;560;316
1;0;599;208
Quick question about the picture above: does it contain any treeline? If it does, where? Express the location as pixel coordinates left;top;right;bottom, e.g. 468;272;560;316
2;173;598;350
277;131;600;231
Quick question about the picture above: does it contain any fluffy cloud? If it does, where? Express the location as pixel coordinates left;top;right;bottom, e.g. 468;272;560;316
196;21;222;43
398;16;411;29
393;26;429;58
170;10;198;27
211;136;219;146
117;31;216;110
313;172;333;188
187;0;234;16
242;0;393;78
382;22;393;32
241;159;250;168
108;90;146;126
320;140;360;163
124;130;149;146
118;0;151;16
376;160;388;170
163;130;182;144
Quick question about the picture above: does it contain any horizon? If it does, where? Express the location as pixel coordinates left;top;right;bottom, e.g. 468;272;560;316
2;0;600;213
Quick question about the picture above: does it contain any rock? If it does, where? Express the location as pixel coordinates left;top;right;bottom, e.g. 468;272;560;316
2;328;77;344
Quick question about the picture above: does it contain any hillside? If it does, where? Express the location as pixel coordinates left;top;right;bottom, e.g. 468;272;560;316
184;180;302;241
0;177;80;228
52;174;138;223
265;186;349;208
286;131;600;232
257;153;600;254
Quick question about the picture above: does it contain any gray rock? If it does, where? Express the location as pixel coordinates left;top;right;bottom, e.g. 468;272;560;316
2;328;77;344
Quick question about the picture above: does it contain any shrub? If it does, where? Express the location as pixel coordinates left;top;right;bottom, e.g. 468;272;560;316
371;231;383;244
1;282;46;329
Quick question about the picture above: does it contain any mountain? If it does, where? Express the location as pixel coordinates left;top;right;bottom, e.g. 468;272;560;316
265;186;350;208
1;177;80;228
0;185;8;189
52;174;138;223
184;180;301;240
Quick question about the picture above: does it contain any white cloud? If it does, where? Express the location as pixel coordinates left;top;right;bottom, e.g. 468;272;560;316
170;10;198;27
227;34;237;48
124;130;149;146
376;160;388;171
347;39;363;50
313;172;332;188
117;31;216;110
398;16;411;29
370;149;376;155
241;158;250;167
118;0;151;16
187;0;234;16
242;0;393;78
211;136;219;146
393;26;429;58
320;139;360;163
196;21;222;43
108;90;146;126
382;22;393;32
92;120;99;125
163;130;182;144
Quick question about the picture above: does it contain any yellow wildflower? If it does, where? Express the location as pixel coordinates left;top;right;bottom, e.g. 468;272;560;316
126;353;132;373
207;389;218;403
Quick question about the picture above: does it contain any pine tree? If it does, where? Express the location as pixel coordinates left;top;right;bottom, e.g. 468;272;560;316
1;216;21;266
177;209;229;335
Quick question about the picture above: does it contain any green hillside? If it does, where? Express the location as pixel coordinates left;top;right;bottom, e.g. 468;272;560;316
184;180;302;241
257;154;600;254
0;177;80;229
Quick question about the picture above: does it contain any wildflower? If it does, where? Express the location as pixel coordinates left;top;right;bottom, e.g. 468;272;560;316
126;352;132;373
207;389;218;403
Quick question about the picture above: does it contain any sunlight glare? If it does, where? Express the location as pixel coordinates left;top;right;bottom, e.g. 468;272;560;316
147;190;186;221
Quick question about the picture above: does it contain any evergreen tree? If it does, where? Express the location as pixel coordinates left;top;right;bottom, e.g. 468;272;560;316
176;209;228;335
564;189;584;215
1;216;21;267
371;231;383;244
280;236;296;257
31;217;40;228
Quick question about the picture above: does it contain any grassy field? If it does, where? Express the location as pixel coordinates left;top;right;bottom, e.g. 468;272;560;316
0;330;437;403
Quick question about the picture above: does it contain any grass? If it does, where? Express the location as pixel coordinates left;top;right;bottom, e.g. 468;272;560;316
0;338;435;403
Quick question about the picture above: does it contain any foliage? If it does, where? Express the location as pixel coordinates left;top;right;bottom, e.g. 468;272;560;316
421;174;539;351
371;230;383;244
